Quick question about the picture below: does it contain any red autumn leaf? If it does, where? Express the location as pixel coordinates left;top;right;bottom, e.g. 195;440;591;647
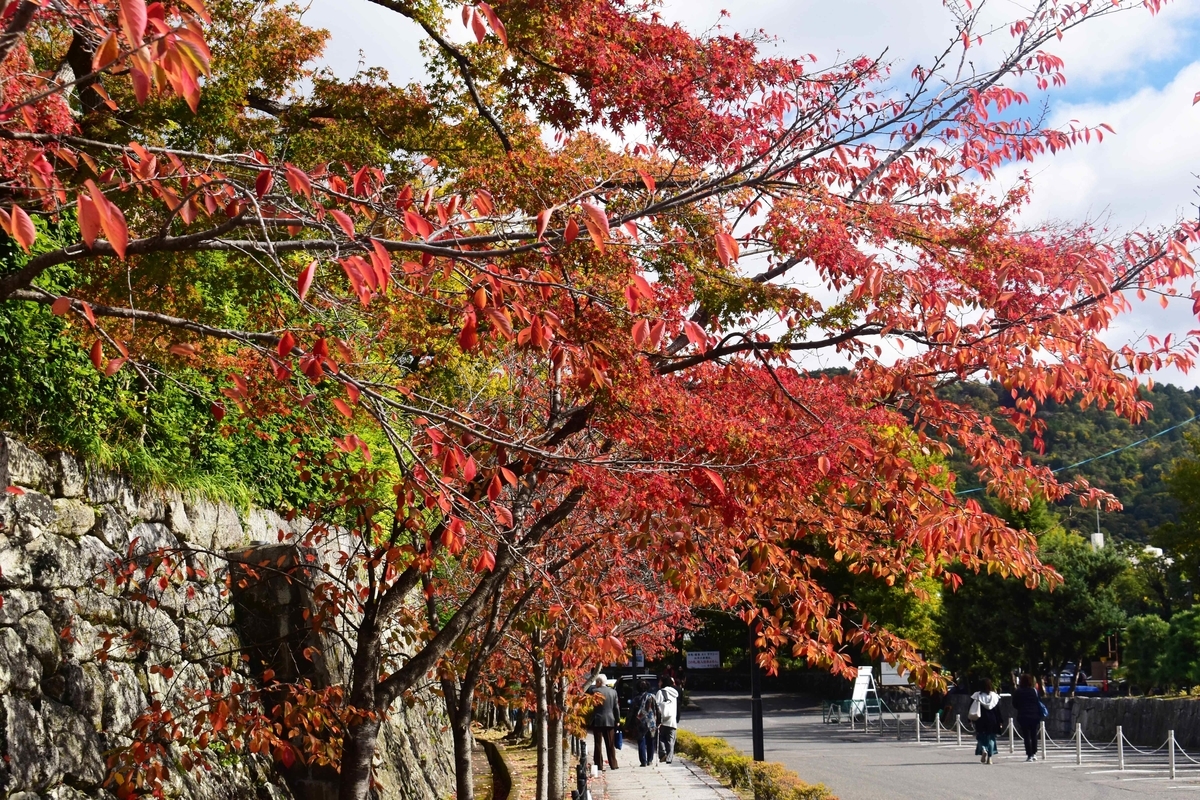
4;486;24;496
492;504;513;527
119;0;148;44
487;474;502;501
80;302;96;328
536;209;551;241
648;319;666;349
10;205;35;252
329;209;355;236
470;8;487;43
683;320;708;352
105;358;126;376
50;296;72;316
404;210;434;239
701;468;725;495
332;398;354;418
631;319;650;347
458;316;478;350
715;232;739;266
473;550;496;573
169;343;197;356
297;260;317;301
638;170;656;193
90;341;104;370
818;455;831;475
631;273;653;300
210;402;225;421
255;169;274;198
581;201;610;239
284;164;312;197
563;218;579;245
478;2;508;46
77;194;101;248
474;189;494;215
277;331;296;357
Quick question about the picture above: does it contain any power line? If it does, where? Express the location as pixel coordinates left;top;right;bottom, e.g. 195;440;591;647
955;414;1199;496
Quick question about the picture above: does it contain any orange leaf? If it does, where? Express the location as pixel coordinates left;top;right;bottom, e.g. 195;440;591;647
77;194;100;247
492;504;513;527
563;218;579;245
105;358;125;376
169;343;197;356
255;169;274;198
638;170;656;193
535;209;551;241
50;296;72;316
631;319;649;347
458;316;478;350
10;205;35;252
277;331;296;358
583;217;606;254
332;398;354;419
818;455;831;475
90;340;104;370
581;201;610;240
92;33;119;72
701;468;725;495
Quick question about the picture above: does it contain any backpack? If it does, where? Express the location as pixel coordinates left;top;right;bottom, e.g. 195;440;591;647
636;692;658;734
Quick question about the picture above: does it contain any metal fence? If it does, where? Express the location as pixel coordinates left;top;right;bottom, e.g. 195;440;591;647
837;709;1200;780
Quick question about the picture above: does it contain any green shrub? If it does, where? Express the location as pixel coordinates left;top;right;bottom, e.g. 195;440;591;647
675;729;835;800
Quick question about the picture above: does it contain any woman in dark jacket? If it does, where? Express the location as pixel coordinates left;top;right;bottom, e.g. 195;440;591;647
1011;673;1043;761
971;678;1004;764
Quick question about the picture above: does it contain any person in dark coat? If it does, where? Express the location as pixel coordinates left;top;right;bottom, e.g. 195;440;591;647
971;678;1004;764
585;675;620;770
1011;673;1043;761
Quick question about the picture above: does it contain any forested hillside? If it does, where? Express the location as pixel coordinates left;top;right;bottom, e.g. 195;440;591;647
947;382;1200;542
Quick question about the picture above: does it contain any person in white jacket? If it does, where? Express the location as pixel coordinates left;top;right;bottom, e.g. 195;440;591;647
656;675;680;764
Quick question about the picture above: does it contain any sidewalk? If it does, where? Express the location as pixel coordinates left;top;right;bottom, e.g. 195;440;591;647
595;758;736;800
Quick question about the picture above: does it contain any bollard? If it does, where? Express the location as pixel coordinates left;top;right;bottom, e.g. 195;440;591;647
1117;726;1124;771
1075;723;1082;765
1009;718;1015;754
956;714;962;747
1170;730;1177;779
1040;720;1046;761
916;709;921;743
936;712;942;744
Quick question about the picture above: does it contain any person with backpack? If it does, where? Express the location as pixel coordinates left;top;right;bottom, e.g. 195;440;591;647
633;679;659;767
656;675;680;764
1011;672;1046;761
970;678;1004;764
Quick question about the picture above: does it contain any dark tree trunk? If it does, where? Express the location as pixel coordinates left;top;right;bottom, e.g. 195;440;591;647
443;677;478;800
338;718;381;800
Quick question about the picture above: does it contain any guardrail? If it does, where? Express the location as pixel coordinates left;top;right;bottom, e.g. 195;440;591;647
831;708;1200;779
570;735;590;800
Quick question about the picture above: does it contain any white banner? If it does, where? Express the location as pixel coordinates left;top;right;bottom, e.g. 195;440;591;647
686;650;721;669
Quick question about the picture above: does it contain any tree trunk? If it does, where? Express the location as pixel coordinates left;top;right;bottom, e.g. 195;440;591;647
548;674;566;800
444;677;477;800
532;630;550;800
338;718;382;800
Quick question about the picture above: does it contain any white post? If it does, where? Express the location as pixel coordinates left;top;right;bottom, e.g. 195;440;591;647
956;714;962;747
1117;726;1124;771
915;709;921;743
1040;720;1047;761
1170;730;1176;779
850;703;855;732
1075;722;1082;765
1009;718;1015;754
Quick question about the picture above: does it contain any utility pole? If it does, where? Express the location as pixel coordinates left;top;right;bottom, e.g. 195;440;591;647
749;623;764;761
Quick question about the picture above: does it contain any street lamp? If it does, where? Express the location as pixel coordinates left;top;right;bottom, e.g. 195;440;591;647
749;624;764;761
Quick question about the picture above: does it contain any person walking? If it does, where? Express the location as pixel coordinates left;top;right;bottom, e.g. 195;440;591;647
585;675;620;771
971;678;1003;764
1011;673;1044;762
633;679;659;766
656;675;680;764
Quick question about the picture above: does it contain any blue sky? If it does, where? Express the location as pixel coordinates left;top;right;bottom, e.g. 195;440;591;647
303;0;1200;388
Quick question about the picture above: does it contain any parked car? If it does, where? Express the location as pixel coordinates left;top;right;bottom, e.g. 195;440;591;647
615;674;659;727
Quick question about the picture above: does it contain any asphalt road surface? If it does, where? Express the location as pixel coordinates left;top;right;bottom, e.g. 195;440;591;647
680;692;1200;799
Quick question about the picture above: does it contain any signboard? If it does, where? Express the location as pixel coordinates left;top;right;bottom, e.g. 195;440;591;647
880;662;913;686
634;648;645;668
686;651;721;670
851;665;874;703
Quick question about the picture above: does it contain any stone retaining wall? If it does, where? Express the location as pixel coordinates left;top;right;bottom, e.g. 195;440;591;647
0;435;453;800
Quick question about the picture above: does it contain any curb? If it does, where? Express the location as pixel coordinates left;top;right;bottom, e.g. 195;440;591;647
480;737;517;800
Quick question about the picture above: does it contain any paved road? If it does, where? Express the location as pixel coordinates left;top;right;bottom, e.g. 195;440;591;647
595;757;736;800
680;692;1200;799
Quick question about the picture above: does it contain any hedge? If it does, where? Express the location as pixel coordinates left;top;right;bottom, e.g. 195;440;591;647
675;729;836;800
